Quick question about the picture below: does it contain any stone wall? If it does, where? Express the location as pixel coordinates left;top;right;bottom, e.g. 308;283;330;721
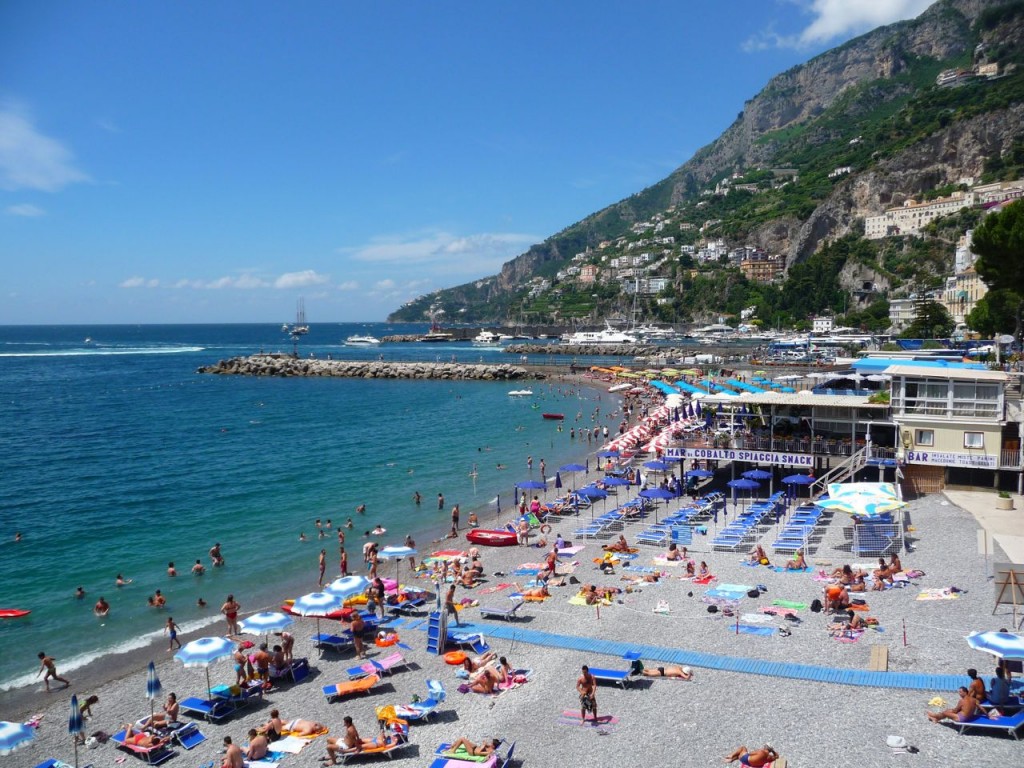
196;354;542;381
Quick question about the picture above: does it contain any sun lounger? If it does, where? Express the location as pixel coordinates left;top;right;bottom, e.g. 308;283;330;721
430;740;515;768
211;682;264;708
285;657;310;683
314;632;354;652
392;680;446;722
110;729;177;765
951;710;1024;739
388;597;426;615
172;722;206;750
179;696;234;723
322;673;381;702
587;666;631;688
479;600;524;621
34;760;92;768
347;651;408;679
448;632;489;654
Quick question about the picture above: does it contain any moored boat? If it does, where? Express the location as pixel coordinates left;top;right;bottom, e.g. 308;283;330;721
345;335;381;346
542;413;565;420
0;608;31;618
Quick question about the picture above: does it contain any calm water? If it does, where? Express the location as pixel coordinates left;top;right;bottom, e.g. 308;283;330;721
0;324;613;691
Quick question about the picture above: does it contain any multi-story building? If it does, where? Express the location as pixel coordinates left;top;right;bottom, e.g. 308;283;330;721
864;191;977;239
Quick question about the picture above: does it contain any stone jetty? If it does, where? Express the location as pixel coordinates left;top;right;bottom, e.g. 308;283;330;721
504;342;657;356
197;354;542;381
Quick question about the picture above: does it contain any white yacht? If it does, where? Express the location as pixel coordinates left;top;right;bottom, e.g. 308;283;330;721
472;330;502;345
562;325;638;345
344;335;381;346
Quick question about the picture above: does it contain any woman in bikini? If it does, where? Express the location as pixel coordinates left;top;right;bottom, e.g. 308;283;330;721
784;549;807;570
221;595;241;635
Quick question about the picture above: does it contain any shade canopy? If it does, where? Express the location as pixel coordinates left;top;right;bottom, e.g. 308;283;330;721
686;469;714;479
727;478;761;490
291;591;347;616
174;636;234;668
640;487;676;500
378;546;417;560
515;480;546;490
643;460;672;472
559;463;587;473
239;611;294;636
0;721;35;755
146;660;162;700
966;631;1024;661
782;474;814;485
324;577;370;600
602;476;631;487
742;469;772;481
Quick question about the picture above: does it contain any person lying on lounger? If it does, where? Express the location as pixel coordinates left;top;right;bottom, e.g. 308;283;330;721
120;724;169;749
723;744;778;766
926;687;982;723
446;738;500;758
285;718;327;737
639;664;693;680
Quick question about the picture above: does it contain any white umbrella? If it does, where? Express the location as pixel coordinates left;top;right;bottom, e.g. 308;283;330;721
174;636;235;698
379;545;418;584
238;611;294;643
292;591;346;653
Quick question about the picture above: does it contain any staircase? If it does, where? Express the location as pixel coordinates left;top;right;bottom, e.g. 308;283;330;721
808;447;869;498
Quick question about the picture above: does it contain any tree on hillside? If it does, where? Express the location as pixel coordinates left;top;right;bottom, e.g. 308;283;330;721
972;199;1024;340
900;300;954;339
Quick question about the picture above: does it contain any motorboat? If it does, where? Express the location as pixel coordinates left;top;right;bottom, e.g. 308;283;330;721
465;529;518;547
508;389;534;397
561;324;638;345
472;330;502;345
345;335;381;346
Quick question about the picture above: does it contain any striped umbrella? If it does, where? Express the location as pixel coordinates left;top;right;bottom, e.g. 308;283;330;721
238;611;294;644
966;631;1024;661
146;660;162;718
0;721;35;755
292;591;346;653
69;694;84;768
174;636;235;698
378;546;418;583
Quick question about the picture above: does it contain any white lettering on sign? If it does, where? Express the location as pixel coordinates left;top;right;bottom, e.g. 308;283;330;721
665;448;814;467
905;450;997;469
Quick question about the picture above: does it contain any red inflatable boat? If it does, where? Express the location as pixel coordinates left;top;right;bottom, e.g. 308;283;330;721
465;529;518;547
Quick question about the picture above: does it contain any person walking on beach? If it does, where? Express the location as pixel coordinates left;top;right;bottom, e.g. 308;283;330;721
405;535;416;570
451;504;460;531
165;616;182;651
577;665;598;725
445;584;461;626
437;492;445;511
36;651;70;691
318;549;327;586
221;594;241;635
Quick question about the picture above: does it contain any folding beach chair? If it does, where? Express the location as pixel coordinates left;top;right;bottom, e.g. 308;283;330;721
172;722;206;750
478;600;524;621
393;680;446;722
322;673;381;702
347;651;408;679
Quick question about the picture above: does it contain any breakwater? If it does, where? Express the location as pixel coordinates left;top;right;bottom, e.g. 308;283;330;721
197;354;542;380
505;343;657;356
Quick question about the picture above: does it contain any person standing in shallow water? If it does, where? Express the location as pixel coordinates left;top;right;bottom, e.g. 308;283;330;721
437;492;444;511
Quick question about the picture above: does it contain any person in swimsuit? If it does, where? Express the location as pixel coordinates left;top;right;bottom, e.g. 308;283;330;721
165;617;181;651
36;651;70;690
748;544;768;565
285;718;326;737
665;542;685;561
121;724;170;750
221;595;241;635
222;736;243;768
784;549;807;570
246;729;269;761
94;597;110;617
927;686;982;723
640;664;693;680
577;665;598;725
273;631;294;662
209;543;224;567
191;559;205;575
258;709;285;740
446;738;500;758
723;745;779;766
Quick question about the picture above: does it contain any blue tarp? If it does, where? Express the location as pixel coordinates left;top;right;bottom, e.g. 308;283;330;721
673;380;710;395
852;358;985;373
649;380;680;395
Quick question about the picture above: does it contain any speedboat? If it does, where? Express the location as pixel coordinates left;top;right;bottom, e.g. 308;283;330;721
345;335;381;346
508;389;534;397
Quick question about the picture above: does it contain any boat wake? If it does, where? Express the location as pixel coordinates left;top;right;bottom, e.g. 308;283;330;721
0;346;206;358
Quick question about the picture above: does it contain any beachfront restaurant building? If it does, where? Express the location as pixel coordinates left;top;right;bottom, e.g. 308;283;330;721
886;364;1022;492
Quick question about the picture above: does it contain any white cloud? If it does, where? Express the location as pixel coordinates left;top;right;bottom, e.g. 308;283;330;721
0;105;89;191
273;270;330;289
119;276;159;288
375;279;396;291
347;230;538;273
336;281;360;291
746;0;935;50
5;203;44;217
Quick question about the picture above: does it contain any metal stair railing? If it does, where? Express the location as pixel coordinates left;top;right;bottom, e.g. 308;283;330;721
808;446;869;498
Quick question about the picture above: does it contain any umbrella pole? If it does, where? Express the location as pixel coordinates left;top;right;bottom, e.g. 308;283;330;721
74;736;79;768
206;667;212;700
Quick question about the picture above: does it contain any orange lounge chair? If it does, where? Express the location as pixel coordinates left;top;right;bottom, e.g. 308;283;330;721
322;673;381;702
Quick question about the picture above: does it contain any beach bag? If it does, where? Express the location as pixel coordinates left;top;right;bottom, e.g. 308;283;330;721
747;589;760;599
707;605;719;613
810;599;823;613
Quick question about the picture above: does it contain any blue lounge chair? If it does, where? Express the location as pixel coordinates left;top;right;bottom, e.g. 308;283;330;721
388;597;426;615
172;722;206;750
587;666;631;688
314;632;354;652
479;600;524;621
952;710;1024;739
448;632;489;654
34;761;92;768
393;679;446;722
109;729;177;765
430;740;515;768
178;696;234;723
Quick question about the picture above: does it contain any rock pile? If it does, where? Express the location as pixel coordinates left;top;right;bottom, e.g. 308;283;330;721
504;343;656;356
197;355;541;381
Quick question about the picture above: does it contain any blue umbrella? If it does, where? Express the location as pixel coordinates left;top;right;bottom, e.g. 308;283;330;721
555;471;563;489
727;478;760;511
603;476;630;487
175;636;235;698
69;693;84;768
239;611;294;640
146;660;162;718
0;721;35;756
743;469;772;481
782;474;814;485
644;460;672;472
596;450;620;458
966;631;1024;661
640;486;676;523
579;486;608;499
559;463;586;473
686;469;714;479
586;458;590;474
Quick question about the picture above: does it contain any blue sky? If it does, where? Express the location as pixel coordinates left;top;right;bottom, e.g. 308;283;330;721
0;0;936;324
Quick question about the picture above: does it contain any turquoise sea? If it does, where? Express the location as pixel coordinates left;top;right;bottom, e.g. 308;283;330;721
0;324;613;693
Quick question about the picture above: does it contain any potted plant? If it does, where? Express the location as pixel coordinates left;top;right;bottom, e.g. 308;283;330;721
996;491;1014;510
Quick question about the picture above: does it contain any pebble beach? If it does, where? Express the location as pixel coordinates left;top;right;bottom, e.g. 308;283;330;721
5;479;1021;768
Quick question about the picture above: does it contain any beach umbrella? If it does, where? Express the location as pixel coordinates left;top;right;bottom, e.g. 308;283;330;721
69;694;83;768
579;485;608;500
325;575;371;598
640;486;676;523
238;611;294;643
586;458;590;474
816;495;906;518
292;591;347;655
174;636;235;698
827;482;899;500
727;477;760;512
743;469;772;481
0;721;35;755
596;450;619;458
644;460;672;472
515;480;546;490
554;471;563;490
559;463;586;473
686;469;714;479
966;631;1024;661
378;546;418;583
146;660;162;718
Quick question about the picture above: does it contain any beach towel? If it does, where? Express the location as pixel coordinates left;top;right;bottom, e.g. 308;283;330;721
739;560;762;567
770;599;807;610
771;566;813;573
735;625;775;636
268;736;310;754
916;588;958;601
691;574;715;585
478;583;513;595
705;588;747;599
568;594;610;607
760;606;797;617
440;746;491;762
623;565;657;574
246;759;280;768
740;613;774;624
717;583;754;593
557;546;585;556
834;629;865;643
652;555;686;566
848;603;870;611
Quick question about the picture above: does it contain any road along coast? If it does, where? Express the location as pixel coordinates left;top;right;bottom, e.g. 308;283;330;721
197;355;543;380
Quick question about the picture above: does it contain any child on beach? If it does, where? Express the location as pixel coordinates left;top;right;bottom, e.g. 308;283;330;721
36;652;70;691
165;617;182;651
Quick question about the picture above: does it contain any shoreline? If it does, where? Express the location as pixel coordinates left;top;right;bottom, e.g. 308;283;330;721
0;371;612;720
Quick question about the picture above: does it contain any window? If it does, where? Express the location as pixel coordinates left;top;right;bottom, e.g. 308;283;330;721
964;432;984;449
915;429;934;447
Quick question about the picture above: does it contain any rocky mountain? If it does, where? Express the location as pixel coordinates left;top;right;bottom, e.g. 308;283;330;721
389;0;1024;326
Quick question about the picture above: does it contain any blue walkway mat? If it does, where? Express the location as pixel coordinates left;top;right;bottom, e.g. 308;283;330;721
455;621;966;692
